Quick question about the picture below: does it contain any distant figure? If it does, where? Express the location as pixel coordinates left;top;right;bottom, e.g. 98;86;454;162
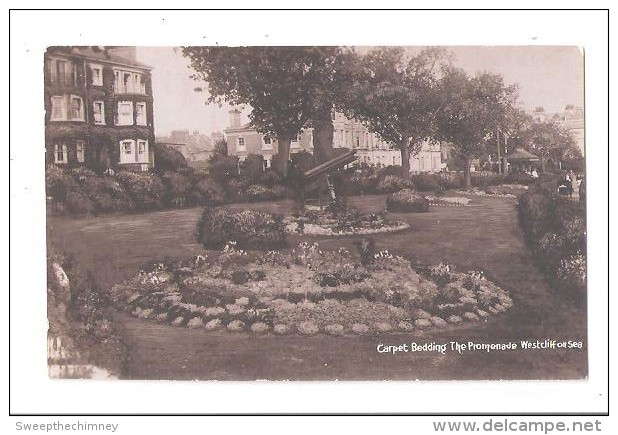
557;174;573;197
531;169;539;178
579;177;586;202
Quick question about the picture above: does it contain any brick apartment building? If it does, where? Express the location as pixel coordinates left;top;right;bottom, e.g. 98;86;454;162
44;46;155;171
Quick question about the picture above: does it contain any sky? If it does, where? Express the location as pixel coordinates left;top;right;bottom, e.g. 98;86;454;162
136;46;584;137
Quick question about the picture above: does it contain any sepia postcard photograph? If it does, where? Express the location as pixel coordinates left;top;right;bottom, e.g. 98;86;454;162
43;44;588;382
8;7;610;419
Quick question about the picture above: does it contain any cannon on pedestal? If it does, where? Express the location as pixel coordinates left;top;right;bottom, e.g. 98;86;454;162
289;149;358;209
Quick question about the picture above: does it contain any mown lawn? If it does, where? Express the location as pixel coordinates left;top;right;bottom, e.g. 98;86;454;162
47;194;587;380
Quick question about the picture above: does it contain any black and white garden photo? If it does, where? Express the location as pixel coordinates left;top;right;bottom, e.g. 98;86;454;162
43;45;587;382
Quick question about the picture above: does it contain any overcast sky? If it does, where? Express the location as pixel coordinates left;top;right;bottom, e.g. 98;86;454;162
136;46;584;137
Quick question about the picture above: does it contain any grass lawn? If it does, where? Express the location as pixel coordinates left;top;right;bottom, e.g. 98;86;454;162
47;194;587;380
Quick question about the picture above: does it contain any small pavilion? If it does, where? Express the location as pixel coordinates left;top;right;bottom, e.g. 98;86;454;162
507;148;540;173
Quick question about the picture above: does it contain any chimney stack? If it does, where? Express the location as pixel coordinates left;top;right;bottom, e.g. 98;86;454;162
229;108;241;128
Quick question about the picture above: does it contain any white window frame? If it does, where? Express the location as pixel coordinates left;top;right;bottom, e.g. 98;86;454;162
113;68;145;94
236;137;246;152
133;73;145;94
50;96;67;121
75;141;85;163
119;140;136;164
54;144;68;164
50;58;75;86
261;136;274;150
93;100;105;125
290;134;301;149
135;102;147;125
117;101;134;126
90;64;103;86
69;95;85;121
137;140;149;163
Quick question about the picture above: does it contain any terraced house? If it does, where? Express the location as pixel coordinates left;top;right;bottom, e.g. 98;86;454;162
44;46;155;171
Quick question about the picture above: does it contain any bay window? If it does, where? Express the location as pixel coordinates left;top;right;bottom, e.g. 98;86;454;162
119;140;135;164
137;140;149;163
114;69;145;94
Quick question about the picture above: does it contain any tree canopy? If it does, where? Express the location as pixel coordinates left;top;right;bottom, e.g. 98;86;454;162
182;46;353;175
436;67;519;186
341;47;449;177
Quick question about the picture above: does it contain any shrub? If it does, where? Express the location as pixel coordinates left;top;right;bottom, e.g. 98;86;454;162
343;172;379;196
411;173;440;192
115;171;166;211
46;166;77;202
192;177;226;205
518;188;586;296
241;154;265;184
258;169;283;187
65;191;95;215
471;173;500;188
517;188;556;241
556;251;586;294
437;172;464;190
246;185;283;202
161;171;193;207
378;165;404;178
154;144;188;174
386;189;429;213
504;172;535;185
208;154;240;183
196;208;287;250
377;175;414;193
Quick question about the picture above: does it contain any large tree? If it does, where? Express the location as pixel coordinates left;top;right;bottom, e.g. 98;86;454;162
437;67;518;188
183;46;352;176
523;120;580;171
341;47;448;178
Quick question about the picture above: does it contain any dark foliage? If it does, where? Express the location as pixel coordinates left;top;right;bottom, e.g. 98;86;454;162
196;208;288;250
386;189;430;212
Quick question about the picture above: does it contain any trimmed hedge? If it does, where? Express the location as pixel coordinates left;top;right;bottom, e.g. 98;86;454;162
517;187;586;295
386;189;429;213
196;208;287;250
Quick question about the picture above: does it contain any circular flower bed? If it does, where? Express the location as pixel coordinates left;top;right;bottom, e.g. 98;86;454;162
285;202;409;236
110;244;513;335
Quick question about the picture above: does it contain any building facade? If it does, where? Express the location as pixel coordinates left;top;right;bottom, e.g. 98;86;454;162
531;105;585;156
44;47;155;171
223;109;314;169
157;129;216;162
332;112;444;172
223;109;444;173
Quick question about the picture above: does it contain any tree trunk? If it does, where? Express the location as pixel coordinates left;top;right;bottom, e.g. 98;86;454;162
464;157;472;189
275;136;291;177
400;143;411;179
313;116;334;165
541;157;546;172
